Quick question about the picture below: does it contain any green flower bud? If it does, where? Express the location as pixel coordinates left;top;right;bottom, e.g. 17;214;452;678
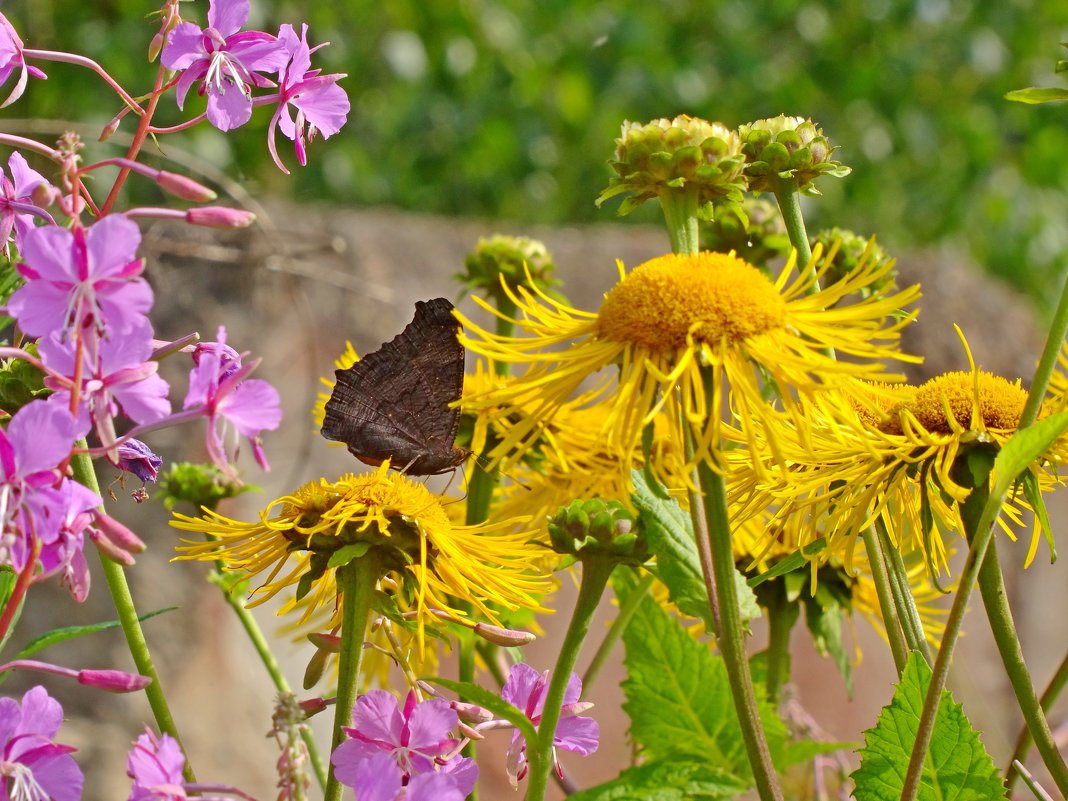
156;461;253;511
598;115;747;219
547;498;646;564
739;115;851;195
811;228;897;297
455;234;559;306
700;197;791;269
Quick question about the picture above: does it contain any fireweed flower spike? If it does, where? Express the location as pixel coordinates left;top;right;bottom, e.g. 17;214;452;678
0;151;55;253
0;686;83;801
268;24;350;174
0;14;47;108
458;244;920;489
170;462;549;643
331;690;477;795
162;0;289;132
8;213;152;339
501;663;599;787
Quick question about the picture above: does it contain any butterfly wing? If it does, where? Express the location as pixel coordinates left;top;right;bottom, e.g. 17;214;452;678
322;298;468;475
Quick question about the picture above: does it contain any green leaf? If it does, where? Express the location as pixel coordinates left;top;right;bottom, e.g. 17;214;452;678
327;543;372;568
1004;87;1068;104
618;581;786;780
1021;470;1057;564
803;588;852;696
745;539;827;587
431;677;538;747
567;759;747;800
13;608;177;660
852;651;1006;800
0;568;22;656
630;469;760;632
991;411;1068;499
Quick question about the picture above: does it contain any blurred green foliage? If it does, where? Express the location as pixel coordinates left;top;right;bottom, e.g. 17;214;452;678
5;0;1068;308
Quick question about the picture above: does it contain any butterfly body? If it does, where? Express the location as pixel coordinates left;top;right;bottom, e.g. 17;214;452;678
322;298;470;476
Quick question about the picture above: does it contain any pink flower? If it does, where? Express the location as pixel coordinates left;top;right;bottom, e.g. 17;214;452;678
8;214;152;339
267;24;349;174
183;327;281;477
0;686;83;801
162;0;288;131
331;690;477;798
0;151;54;253
500;663;599;785
126;728;185;801
0;13;47;108
115;439;163;484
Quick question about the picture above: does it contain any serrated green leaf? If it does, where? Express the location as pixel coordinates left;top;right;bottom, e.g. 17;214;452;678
631;469;760;632
619;582;786;781
992;412;1068;499
783;738;855;767
13;607;177;660
432;677;538;747
567;759;746;800
852;651;1006;801
1004;87;1068;104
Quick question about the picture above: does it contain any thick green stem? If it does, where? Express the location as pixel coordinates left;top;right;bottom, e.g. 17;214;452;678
524;556;615;801
860;525;908;674
695;462;783;801
764;584;799;706
71;449;195;782
975;540;1068;794
1007;649;1068;790
874;519;931;665
324;556;379;801
771;178;813;277
659;186;701;255
582;570;656;692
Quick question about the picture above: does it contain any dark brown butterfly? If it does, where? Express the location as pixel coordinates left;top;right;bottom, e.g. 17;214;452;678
321;298;471;475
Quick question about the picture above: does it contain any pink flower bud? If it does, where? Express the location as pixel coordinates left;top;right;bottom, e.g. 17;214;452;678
94;512;146;554
452;701;493;725
299;697;330;716
307;632;341;652
99;115;121;143
77;669;152;693
156;171;217;202
185;206;256;229
148;31;165;63
473;622;536;647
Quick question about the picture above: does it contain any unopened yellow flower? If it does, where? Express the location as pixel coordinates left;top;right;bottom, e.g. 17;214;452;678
171;464;551;644
458;245;919;489
733;344;1067;574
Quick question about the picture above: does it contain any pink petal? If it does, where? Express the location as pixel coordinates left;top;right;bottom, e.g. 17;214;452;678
19;223;74;280
352;690;404;747
85;214;141;279
405;698;458;753
161;21;207;70
208;0;250;37
555;716;599;755
206;84;253;131
219;378;282;435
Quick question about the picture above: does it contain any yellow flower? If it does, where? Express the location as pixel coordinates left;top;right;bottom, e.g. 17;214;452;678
312;341;359;428
171;464;551;646
732;337;1067;574
457;245;919;489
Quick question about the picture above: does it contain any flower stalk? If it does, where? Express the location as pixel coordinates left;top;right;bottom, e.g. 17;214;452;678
860;526;909;674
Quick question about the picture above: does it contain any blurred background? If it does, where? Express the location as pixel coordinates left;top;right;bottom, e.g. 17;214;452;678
5;0;1068;310
2;1;1068;798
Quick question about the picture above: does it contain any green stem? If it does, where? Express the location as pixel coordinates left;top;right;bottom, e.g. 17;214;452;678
874;519;931;665
582;570;656;692
524;556;615;801
324;555;379;801
210;568;327;790
1007;649;1068;791
771;178;813;277
695;461;783;801
975;539;1068;794
764;583;799;706
1021;269;1068;429
659;186;700;255
860;526;908;674
70;449;195;783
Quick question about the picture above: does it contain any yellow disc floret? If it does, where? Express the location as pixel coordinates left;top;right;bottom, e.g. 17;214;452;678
908;370;1027;434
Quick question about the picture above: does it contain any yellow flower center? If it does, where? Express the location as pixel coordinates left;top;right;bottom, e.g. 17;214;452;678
597;252;786;351
901;370;1027;434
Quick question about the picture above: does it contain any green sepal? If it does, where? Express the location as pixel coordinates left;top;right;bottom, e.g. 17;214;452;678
327;542;372;569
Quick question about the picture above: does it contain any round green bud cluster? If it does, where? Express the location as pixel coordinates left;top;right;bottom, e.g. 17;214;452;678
547;498;646;564
812;228;897;296
701;197;791;269
739;115;851;195
456;234;559;306
598;116;747;218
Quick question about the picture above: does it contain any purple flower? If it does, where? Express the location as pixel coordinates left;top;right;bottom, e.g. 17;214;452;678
40;318;171;450
126;728;185;801
30;477;100;602
183;327;281;477
331;690;477;798
116;439;163;483
0;14;47;108
162;0;288;132
0;151;54;253
500;663;599;785
8;214;152;339
267;24;349;174
0;686;83;801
